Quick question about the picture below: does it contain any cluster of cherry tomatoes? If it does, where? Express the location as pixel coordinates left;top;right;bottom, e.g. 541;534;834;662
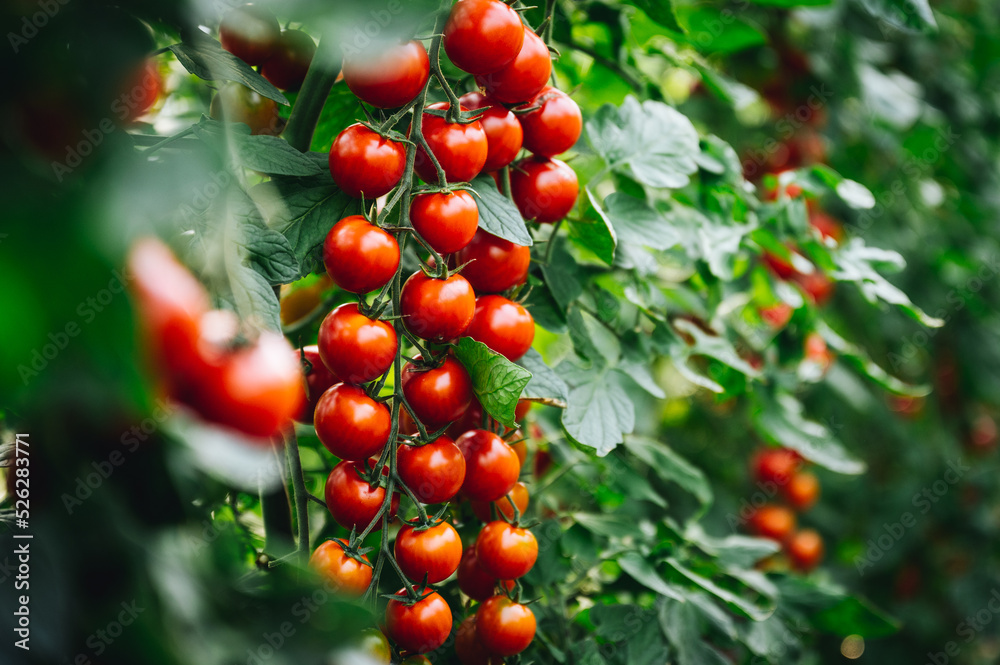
746;448;824;572
293;0;584;660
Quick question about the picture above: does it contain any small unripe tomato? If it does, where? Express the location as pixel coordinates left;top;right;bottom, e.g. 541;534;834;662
210;82;282;136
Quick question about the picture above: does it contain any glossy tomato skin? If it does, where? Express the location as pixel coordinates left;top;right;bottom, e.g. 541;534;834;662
309;539;372;595
385;587;453;654
210;82;282;135
471;480;528;522
459;91;523;172
414;103;488;184
786;529;824;571
752;448;803;485
314;383;391;461
329;124;406;198
748;504;796;542
457;546;514;601
219;4;280;65
510;156;579;223
518;86;582;157
475;521;537;579
455;229;531;294
127;238;210;387
784;471;820;511
261;29;316;91
397;437;466;504
455;616;503;665
318;303;397;384
456;430;521;502
343;41;430;108
193;329;304;439
296;344;339;423
400;271;476;342
476;595;536;656
394;522;463;583
325;460;398;530
444;0;524;75
323;216;400;294
401;357;474;429
466;295;535;361
410;190;479;254
476;27;551;104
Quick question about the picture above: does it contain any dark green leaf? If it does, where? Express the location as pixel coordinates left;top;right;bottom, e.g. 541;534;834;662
665;558;774;621
193;121;325;177
624;437;712;506
812;597;900;638
453;338;531;427
619;553;685;600
168;38;288;105
469;176;533;246
659;602;730;665
857;0;936;33
626;0;683;32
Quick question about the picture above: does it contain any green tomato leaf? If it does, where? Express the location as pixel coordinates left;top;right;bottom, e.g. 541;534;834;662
469;176;533;246
857;0;937;33
625;0;683;32
752;392;866;474
817;319;930;396
560;364;635;455
252;172;364;279
603;192;680;251
571;188;618;265
453;338;531;427
619;553;685;600
193;120;325;177
167;37;289;105
659;602;731;665
540;240;585;310
665;557;775;621
624;437;712;506
586;96;700;189
516;348;569;406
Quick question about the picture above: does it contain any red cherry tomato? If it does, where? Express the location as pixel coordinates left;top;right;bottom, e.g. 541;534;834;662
400;271;476;342
119;59;162;123
219;4;280;66
786;529;824;571
752;448;803;485
343;41;430;108
455;616;503;665
444;0;525;75
413;102;488;184
401;357;474;429
475;521;537;579
210;82;282;135
517;86;582;157
457;546;514;602
747;504;796;542
793;270;834;305
784;471;820;511
475;27;551;104
510;156;578;223
470;480;529;523
761;249;798;280
456;430;520;502
329;124;407;198
314;383;391;461
475;595;536;656
309;539;372;595
385;587;453;654
261;29;316;91
394;521;463;584
459;92;523;172
465;295;535;361
759;302;793;329
397;437;466;504
127;238;210;386
318;303;397;384
410;190;479;254
296;344;339;423
323;216;400;294
455;229;531;294
324;460;398;531
809;209;844;243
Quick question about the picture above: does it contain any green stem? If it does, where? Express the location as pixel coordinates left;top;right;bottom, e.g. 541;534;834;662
260;444;294;558
139;126;195;153
284;429;310;563
544;219;563;264
284;34;340;152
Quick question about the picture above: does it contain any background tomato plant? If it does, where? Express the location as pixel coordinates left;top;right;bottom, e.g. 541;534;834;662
1;0;998;664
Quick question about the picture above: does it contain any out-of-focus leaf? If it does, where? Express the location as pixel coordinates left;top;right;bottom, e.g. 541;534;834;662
625;437;712;506
857;0;937;33
619;553;685;600
193;120;325;176
817;319;930;396
665;558;775;621
659;602;730;665
168;37;288;104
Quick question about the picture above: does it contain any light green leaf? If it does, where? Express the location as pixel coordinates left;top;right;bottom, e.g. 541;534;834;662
516;348;569;406
469;176;533;246
560;365;635;456
572;188;618;265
